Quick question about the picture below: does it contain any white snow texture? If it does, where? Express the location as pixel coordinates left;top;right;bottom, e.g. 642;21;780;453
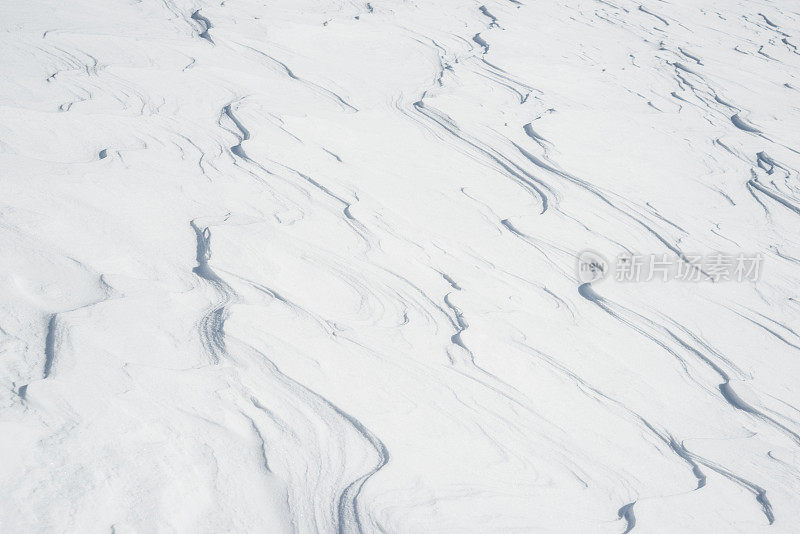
2;0;800;532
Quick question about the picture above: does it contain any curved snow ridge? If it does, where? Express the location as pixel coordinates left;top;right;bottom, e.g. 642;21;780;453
191;9;214;44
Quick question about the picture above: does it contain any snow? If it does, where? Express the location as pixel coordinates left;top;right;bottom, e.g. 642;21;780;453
2;0;800;532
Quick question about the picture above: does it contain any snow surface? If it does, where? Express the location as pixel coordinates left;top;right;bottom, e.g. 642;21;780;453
2;0;800;532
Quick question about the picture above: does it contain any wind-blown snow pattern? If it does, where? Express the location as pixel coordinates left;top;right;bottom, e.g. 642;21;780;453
2;0;800;532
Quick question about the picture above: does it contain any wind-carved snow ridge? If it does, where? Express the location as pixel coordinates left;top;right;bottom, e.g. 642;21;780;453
191;10;214;44
187;217;387;531
190;220;235;364
3;0;800;532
